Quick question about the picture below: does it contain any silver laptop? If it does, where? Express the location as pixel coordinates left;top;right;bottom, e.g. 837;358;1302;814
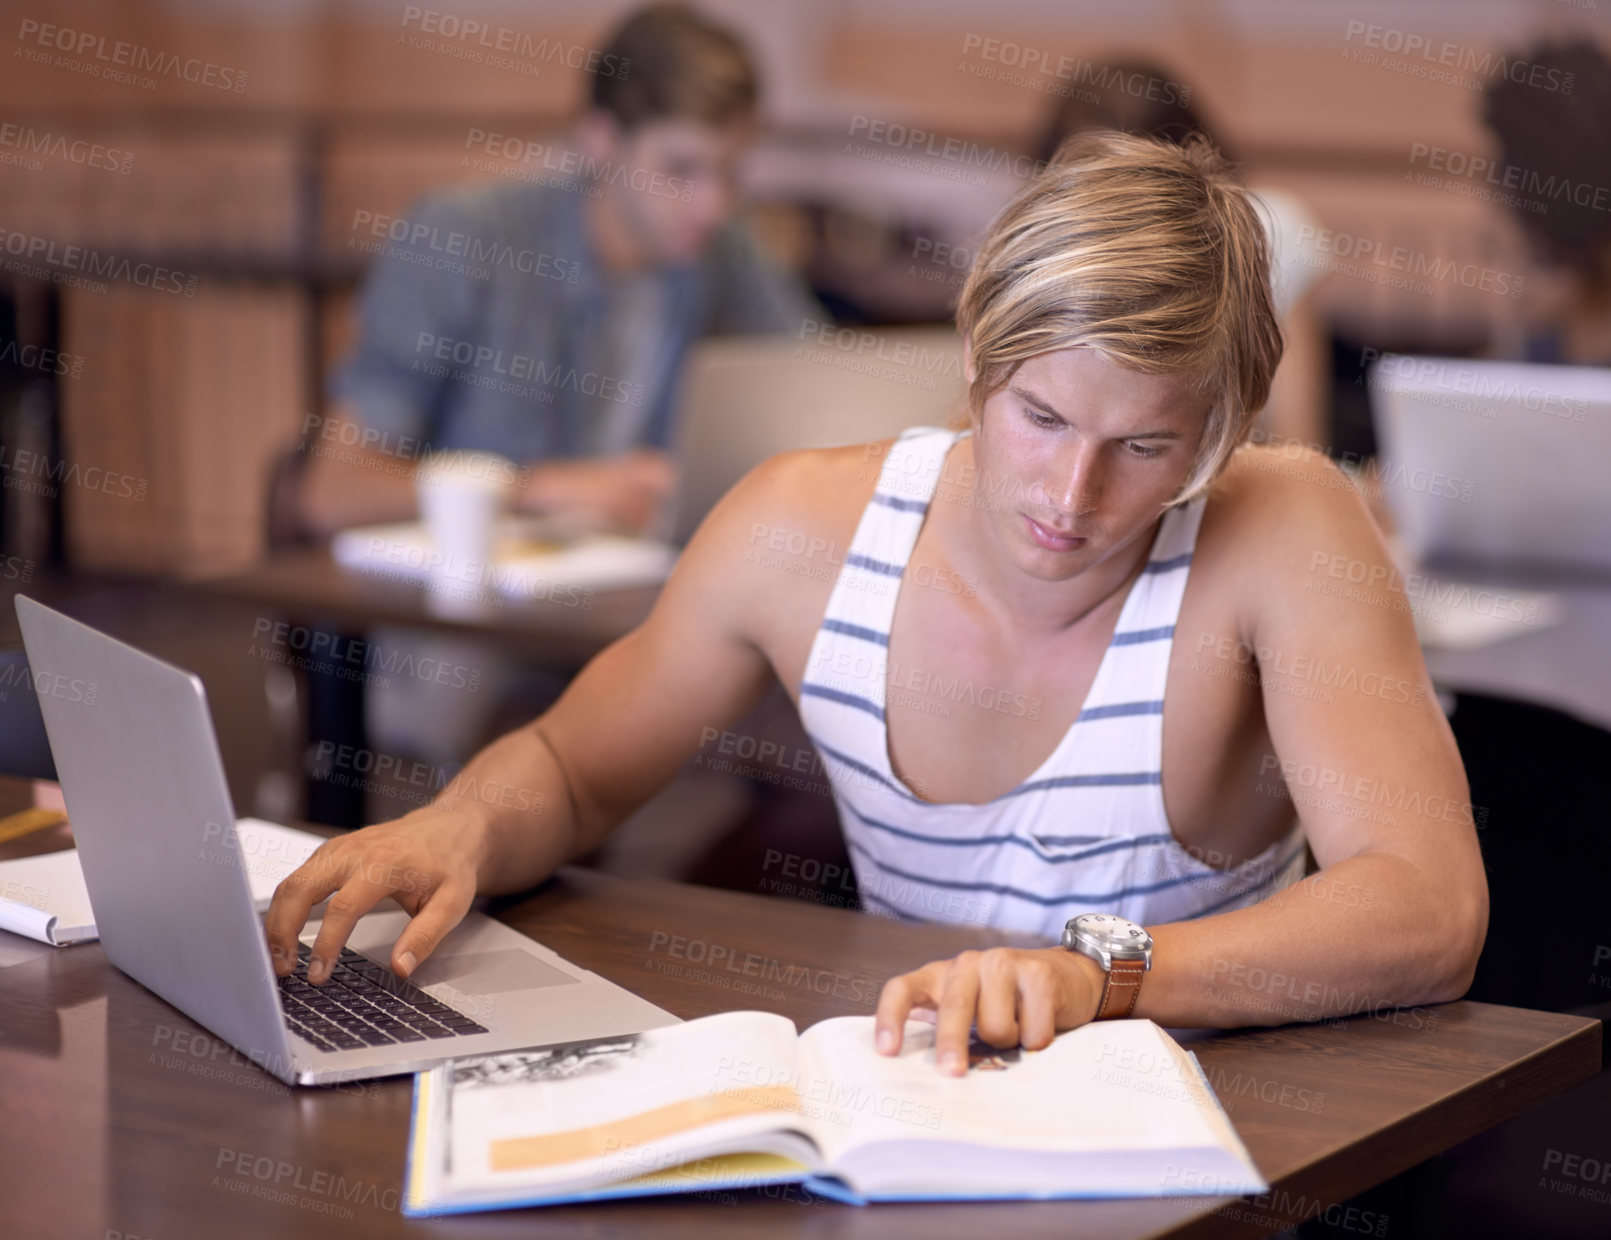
665;327;965;544
15;594;677;1086
1369;356;1611;573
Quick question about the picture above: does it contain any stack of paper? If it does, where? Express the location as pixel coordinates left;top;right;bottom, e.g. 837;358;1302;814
331;518;678;596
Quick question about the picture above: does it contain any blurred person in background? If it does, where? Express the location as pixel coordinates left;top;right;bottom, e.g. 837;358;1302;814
1034;58;1331;453
1350;37;1611;550
297;1;823;541
290;2;825;788
1481;37;1611;366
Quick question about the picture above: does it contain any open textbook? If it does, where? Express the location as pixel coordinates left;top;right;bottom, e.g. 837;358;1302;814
404;1011;1265;1214
0;818;322;946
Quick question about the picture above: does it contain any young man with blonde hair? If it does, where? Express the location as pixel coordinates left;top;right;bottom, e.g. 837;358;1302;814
268;131;1488;1075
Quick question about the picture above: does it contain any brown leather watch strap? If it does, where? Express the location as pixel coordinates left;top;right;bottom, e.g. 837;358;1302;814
1094;957;1146;1019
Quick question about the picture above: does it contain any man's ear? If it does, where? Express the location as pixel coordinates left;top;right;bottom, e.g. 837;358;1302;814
959;334;983;432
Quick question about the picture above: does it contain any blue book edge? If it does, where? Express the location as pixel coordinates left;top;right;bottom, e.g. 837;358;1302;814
401;1043;1270;1215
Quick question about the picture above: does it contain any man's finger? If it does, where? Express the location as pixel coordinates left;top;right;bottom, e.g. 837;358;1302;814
974;954;1021;1049
305;877;394;984
1016;958;1060;1049
874;969;936;1055
263;846;348;976
934;957;981;1076
390;878;476;978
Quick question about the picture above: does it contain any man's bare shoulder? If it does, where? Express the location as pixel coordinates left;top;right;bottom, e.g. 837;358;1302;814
1211;441;1370;514
742;440;887;529
697;439;889;549
1198;443;1395;611
664;440;893;636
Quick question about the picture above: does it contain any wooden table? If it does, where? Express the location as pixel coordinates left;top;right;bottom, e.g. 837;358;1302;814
187;550;665;825
190;547;661;662
0;848;1598;1240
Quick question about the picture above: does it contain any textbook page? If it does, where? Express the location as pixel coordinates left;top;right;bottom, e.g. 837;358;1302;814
796;1017;1267;1200
427;1011;819;1205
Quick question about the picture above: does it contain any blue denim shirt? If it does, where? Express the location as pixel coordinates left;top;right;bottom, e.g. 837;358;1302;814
330;178;823;462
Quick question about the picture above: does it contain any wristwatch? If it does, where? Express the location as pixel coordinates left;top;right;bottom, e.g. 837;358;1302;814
1062;913;1153;1019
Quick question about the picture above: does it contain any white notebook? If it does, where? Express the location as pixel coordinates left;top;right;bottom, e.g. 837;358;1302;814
0;818;322;946
331;518;678;596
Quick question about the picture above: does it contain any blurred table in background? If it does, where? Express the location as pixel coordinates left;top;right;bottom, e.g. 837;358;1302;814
180;549;664;827
188;547;659;663
1421;576;1611;737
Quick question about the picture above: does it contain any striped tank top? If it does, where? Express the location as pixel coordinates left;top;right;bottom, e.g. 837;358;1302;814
798;426;1307;939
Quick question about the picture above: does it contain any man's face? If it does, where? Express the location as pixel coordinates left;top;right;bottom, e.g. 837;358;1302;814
602;115;754;264
968;345;1211;582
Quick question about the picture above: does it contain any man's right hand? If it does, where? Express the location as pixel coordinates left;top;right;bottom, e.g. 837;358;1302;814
517;449;677;535
264;804;490;986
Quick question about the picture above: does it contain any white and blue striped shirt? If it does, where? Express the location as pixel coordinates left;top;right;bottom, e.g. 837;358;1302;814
798;426;1307;938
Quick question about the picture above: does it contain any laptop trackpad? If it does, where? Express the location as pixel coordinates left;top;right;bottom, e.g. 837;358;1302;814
413;949;581;995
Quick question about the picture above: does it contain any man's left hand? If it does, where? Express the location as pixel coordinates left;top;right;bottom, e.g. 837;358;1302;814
874;946;1106;1076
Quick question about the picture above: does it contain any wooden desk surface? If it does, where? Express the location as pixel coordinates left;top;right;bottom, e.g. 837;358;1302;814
190;547;660;661
0;857;1598;1240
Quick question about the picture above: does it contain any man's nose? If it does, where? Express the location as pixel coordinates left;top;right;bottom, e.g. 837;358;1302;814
1045;440;1104;516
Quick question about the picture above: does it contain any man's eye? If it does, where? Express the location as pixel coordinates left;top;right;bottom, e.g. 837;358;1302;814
1125;442;1164;459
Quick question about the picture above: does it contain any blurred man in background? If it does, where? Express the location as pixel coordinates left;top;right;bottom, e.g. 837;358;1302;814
297;1;824;540
289;2;824;798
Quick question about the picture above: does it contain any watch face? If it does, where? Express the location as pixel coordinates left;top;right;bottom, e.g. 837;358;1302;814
1073;914;1152;958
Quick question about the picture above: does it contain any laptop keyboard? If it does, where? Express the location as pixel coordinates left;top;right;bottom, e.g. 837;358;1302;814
277;943;489;1052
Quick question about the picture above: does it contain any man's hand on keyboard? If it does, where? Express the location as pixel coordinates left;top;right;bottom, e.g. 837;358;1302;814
264;804;490;986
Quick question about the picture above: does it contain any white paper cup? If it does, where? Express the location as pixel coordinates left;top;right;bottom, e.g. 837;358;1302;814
415;450;518;605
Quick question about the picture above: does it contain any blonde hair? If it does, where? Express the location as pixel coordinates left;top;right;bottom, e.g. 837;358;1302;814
952;129;1282;505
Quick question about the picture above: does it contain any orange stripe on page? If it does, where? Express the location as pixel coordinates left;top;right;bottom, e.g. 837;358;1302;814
489;1085;800;1173
0;808;67;844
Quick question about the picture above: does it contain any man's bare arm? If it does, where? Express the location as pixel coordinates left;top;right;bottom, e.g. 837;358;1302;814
298;407;422;536
1132;447;1487;1025
297;409;678;538
265;453;793;979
